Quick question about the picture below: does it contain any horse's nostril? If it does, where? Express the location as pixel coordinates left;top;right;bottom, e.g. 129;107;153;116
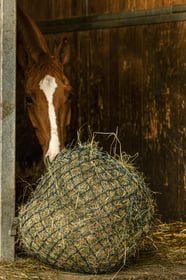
45;150;59;166
44;155;51;167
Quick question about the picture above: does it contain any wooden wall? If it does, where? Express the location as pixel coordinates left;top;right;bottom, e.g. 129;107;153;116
17;1;186;221
19;0;186;19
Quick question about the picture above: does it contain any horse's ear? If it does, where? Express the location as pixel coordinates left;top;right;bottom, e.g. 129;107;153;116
17;2;50;69
55;38;70;65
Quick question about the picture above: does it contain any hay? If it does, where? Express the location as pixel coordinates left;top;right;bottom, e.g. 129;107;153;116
16;160;45;207
1;222;185;279
19;143;155;274
141;221;186;265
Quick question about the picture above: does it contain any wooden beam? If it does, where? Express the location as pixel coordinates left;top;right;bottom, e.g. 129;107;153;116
38;4;186;34
0;0;16;260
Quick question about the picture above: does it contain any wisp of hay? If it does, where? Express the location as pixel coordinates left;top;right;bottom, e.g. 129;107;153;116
19;143;155;274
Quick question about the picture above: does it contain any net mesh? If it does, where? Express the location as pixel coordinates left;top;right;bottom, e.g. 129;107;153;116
19;145;155;274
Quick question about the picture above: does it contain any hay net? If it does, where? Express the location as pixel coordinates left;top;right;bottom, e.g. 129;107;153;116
19;144;155;274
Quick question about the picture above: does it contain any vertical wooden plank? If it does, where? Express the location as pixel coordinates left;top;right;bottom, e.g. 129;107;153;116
109;0;121;13
118;26;132;152
62;0;72;18
67;32;81;143
130;26;144;159
88;30;109;133
109;28;120;131
85;30;98;131
83;0;89;16
142;23;165;210
117;26;143;156
165;21;186;219
0;0;16;260
75;31;90;138
118;0;129;12
173;0;186;4
99;30;110;133
88;0;109;15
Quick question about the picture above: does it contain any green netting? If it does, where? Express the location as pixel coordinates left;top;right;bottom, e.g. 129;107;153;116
19;144;155;274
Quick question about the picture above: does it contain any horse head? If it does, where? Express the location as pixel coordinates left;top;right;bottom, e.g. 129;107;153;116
17;3;72;164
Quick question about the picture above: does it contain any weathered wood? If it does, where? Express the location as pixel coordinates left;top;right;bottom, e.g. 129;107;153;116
37;5;186;34
18;0;85;20
84;0;89;16
0;0;16;260
18;0;186;20
88;0;186;14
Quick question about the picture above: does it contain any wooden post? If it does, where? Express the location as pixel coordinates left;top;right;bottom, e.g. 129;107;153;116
0;0;16;260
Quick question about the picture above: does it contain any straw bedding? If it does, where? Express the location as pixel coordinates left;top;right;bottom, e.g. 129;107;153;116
19;144;155;274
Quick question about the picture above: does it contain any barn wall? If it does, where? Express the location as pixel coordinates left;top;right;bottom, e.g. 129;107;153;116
18;0;84;20
17;1;186;221
88;0;186;15
18;0;186;19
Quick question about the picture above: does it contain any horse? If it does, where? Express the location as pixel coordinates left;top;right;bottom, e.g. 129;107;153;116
17;2;72;164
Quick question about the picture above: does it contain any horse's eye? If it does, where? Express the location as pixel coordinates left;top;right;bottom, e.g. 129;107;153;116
25;96;33;104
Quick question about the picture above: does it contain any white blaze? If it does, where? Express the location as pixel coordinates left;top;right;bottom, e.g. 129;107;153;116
39;74;60;162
